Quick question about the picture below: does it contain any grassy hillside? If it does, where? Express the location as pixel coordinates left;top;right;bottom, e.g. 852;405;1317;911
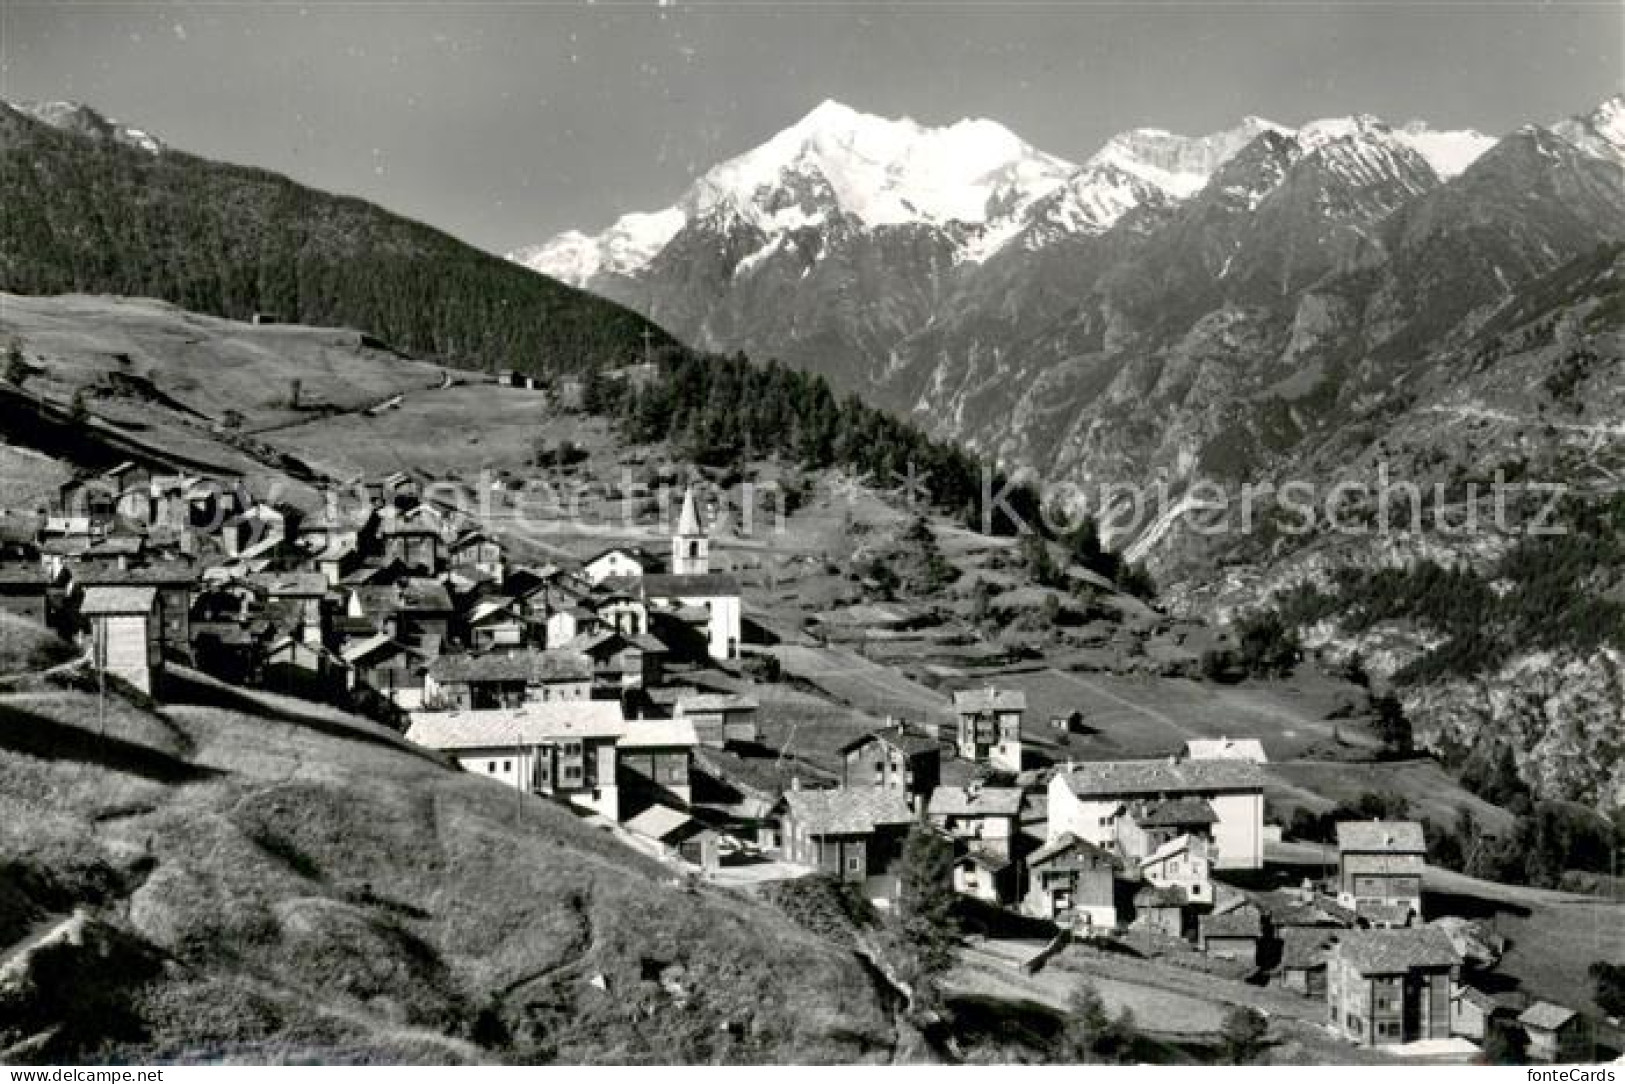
0;649;898;1064
0;103;673;378
0;292;450;431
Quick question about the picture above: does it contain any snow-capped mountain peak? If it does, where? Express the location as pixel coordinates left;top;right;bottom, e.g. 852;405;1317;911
690;98;1076;230
1553;93;1625;167
516;99;1080;282
507;209;685;288
511;103;1506;285
7;99;165;154
1084;115;1290;199
1390;119;1496;180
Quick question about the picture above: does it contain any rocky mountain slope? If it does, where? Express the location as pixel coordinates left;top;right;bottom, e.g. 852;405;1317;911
518;96;1625;806
515;97;1620;504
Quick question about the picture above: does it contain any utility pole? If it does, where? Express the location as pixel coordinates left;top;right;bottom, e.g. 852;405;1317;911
641;326;654;368
515;729;523;828
96;621;106;739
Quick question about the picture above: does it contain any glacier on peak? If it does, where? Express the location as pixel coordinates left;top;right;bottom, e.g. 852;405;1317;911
510;101;1503;283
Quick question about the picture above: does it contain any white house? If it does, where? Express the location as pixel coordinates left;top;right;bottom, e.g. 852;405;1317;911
643;575;741;662
1047;758;1268;870
1139;833;1214;905
582;546;658;585
637;486;742;662
927;784;1023;860
404;699;629;821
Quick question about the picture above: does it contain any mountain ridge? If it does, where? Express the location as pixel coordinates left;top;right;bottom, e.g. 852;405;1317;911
513;100;1501;284
512;95;1623;508
0;99;676;380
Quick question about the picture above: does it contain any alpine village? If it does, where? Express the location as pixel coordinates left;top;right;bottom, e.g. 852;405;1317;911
0;88;1622;1068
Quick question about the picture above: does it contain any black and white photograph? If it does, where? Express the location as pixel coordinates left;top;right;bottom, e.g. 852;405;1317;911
0;0;1621;1070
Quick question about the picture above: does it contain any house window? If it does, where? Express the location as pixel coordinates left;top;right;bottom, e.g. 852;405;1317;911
563;766;582;782
503;761;512;773
846;855;862;874
487;761;497;773
564;741;581;756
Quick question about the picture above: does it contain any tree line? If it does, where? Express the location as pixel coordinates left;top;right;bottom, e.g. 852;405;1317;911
0;106;665;376
1267;492;1625;686
585;349;1051;537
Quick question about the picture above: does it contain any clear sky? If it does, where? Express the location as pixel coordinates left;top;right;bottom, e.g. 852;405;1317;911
2;1;1620;255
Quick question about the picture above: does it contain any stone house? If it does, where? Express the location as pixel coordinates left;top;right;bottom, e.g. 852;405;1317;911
1450;983;1523;1043
952;687;1024;771
1022;833;1117;930
836;726;940;811
954;847;1015;905
77;562;195;662
778;785;915;896
1199;902;1266;966
1327;927;1460;1046
1048;758;1267;870
1115;796;1217;861
404;699;628;821
1139;832;1214;906
927;783;1024;861
1336;820;1426;926
463;597;527;652
449;530;506;583
582;546;659;584
1132;885;1189;939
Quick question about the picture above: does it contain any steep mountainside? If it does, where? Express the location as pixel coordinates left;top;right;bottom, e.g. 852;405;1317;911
517;96;1625;806
1163;244;1625;806
0;101;674;378
515;97;1622;507
0;672;900;1063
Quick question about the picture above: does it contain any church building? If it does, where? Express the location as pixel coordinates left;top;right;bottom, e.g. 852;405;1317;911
641;487;742;662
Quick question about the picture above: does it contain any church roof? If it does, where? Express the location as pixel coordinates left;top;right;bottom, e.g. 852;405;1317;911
643;573;739;598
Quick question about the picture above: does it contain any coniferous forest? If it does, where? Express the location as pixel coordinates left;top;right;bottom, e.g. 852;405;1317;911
0;103;669;375
1270;492;1625;683
588;348;1050;537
